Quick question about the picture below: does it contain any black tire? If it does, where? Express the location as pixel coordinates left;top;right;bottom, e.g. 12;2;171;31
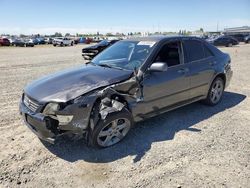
53;44;56;47
203;77;224;106
71;42;73;46
227;43;233;47
89;108;133;148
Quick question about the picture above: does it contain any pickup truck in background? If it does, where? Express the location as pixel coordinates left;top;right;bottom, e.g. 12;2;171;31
53;37;74;47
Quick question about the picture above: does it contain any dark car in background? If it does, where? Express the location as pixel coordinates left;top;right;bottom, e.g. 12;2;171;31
31;37;45;45
82;39;119;61
227;34;246;42
0;38;10;46
31;38;39;45
244;35;250;43
37;37;46;44
11;39;25;47
19;36;232;148
207;36;239;47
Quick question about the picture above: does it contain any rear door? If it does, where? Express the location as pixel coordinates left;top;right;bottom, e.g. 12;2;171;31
182;39;216;98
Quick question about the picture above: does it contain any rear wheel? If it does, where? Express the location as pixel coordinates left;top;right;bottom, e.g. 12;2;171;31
227;43;233;47
203;77;224;106
89;108;132;148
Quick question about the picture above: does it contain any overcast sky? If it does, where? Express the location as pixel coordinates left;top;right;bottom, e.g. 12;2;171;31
0;0;249;35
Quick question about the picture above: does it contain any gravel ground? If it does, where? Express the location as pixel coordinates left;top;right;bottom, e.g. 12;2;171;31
0;44;249;188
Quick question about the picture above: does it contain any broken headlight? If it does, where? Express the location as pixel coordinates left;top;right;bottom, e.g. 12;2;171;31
43;103;60;115
57;115;73;125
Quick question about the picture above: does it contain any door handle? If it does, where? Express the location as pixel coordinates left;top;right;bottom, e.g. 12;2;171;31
209;61;217;66
178;68;189;74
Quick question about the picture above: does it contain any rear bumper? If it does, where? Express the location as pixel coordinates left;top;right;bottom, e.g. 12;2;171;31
19;101;56;143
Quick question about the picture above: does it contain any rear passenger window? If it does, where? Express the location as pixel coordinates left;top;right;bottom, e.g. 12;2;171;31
184;40;204;62
203;45;214;58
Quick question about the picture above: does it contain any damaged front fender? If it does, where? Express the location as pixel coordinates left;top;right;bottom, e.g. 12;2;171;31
42;74;144;139
54;92;99;131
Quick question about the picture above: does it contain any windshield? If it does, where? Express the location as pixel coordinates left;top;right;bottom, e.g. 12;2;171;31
92;40;156;70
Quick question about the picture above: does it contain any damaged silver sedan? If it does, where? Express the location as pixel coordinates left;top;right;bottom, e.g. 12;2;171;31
19;36;233;148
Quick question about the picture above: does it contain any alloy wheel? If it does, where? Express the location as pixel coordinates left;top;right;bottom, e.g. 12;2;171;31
210;79;224;104
97;118;131;147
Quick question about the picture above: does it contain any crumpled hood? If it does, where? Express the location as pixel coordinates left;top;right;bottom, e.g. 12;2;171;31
24;64;132;103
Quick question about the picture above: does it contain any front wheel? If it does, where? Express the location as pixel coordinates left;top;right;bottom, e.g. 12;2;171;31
203;77;224;106
89;108;132;148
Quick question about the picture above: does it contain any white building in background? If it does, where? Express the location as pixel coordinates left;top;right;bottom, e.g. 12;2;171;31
224;26;250;35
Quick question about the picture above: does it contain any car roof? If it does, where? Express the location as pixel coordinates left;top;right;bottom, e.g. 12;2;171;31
123;35;201;42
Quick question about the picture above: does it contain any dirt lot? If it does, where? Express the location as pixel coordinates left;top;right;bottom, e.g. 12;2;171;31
0;43;249;188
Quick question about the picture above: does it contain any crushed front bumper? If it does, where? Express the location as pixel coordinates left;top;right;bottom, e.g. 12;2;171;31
19;101;57;143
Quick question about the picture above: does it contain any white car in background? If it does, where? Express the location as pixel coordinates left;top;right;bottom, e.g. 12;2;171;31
52;37;74;46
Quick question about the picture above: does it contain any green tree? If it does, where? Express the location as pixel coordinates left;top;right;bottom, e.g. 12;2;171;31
106;33;113;36
54;32;62;37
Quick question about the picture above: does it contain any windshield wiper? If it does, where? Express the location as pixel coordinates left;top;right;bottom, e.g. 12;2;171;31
99;63;113;68
98;63;124;70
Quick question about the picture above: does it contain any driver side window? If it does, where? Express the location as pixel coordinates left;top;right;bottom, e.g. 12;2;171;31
154;41;181;67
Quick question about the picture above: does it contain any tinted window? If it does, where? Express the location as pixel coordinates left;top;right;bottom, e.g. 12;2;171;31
203;45;214;58
184;40;204;62
215;37;225;42
154;41;181;67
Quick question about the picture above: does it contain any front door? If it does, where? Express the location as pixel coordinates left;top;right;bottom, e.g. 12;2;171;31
134;40;190;118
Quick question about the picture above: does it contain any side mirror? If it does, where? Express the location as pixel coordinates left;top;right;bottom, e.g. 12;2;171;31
148;62;168;72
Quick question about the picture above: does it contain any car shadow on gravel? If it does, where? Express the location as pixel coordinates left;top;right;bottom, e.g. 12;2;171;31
43;91;246;163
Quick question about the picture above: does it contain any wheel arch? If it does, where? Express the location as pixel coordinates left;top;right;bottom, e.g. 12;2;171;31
214;73;226;87
88;93;132;129
206;72;226;97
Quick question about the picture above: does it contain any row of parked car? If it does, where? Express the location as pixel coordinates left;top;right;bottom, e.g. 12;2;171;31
0;37;94;47
206;34;250;47
0;37;49;47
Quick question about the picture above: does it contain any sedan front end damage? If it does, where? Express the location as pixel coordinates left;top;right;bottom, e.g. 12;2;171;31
19;75;141;144
20;91;98;143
